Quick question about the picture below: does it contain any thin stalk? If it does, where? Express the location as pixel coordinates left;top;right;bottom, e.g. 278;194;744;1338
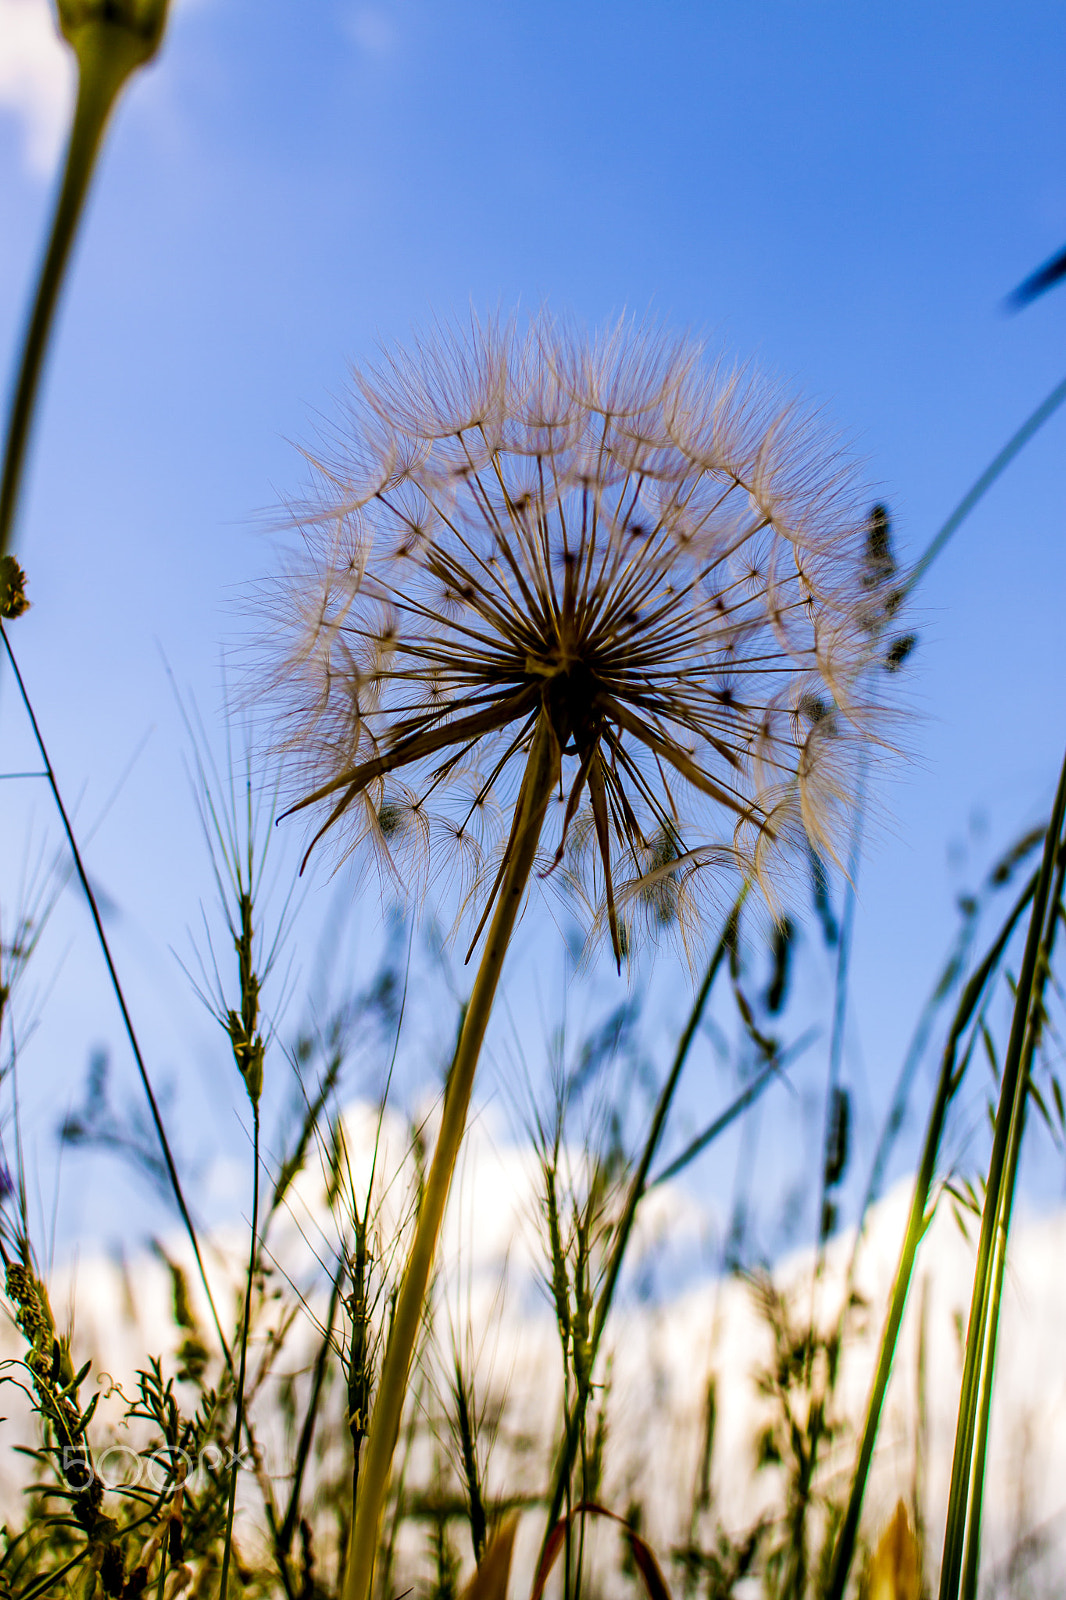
0;624;230;1364
277;1259;344;1557
539;881;750;1558
959;840;1066;1600
0;21;160;557
903;372;1066;599
939;741;1066;1600
957;1083;1022;1600
807;759;867;1390
825;859;1041;1600
154;1530;168;1600
219;1100;261;1600
820;376;1066;1595
851;899;983;1262
814;768;865;1254
17;1551;86;1600
342;713;559;1600
958;1224;1004;1600
648;1023;816;1189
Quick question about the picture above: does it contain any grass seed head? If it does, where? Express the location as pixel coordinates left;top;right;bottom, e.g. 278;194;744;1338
0;555;30;619
261;312;888;963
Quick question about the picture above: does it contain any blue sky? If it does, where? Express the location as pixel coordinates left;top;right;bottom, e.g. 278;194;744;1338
1;0;1065;1250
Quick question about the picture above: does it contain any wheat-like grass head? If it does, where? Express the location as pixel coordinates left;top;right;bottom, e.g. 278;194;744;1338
262;314;887;966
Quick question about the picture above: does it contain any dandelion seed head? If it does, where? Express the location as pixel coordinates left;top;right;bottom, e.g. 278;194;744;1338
258;312;891;963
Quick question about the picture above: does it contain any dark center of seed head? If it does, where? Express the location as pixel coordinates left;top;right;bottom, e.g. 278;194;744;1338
545;658;600;751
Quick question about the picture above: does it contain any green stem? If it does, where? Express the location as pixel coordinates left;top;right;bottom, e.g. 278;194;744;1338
277;1258;344;1558
959;838;1066;1600
0;22;154;558
342;714;559;1600
958;1223;1002;1600
0;624;231;1365
649;1030;808;1190
903;372;1066;600
825;861;1040;1600
814;764;865;1251
219;1099;261;1600
539;882;749;1563
939;741;1066;1600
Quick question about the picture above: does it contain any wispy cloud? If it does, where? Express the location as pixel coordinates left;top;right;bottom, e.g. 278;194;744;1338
345;5;400;59
0;0;74;177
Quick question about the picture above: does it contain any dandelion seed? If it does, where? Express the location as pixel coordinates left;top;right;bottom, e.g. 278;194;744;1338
263;313;883;966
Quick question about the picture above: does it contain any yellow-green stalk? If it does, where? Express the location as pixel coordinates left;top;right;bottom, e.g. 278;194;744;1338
0;0;170;557
342;714;558;1600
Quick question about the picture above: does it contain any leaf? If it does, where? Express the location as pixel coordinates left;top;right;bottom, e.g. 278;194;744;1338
867;1500;921;1600
530;1503;673;1600
623;1526;672;1600
462;1516;518;1600
1028;1077;1055;1137
530;1519;568;1600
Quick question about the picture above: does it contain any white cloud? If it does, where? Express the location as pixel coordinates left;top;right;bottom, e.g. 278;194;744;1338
0;0;75;176
0;0;213;179
346;5;399;58
6;1111;1066;1588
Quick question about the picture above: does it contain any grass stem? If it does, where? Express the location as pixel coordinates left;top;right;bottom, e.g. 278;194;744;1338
0;624;230;1367
904;373;1066;599
825;856;1042;1600
939;742;1066;1600
956;811;1066;1600
219;1100;261;1600
540;882;750;1560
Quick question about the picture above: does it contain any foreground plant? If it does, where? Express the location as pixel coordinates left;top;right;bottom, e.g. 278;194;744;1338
260;311;888;1599
1;0;171;558
939;744;1066;1600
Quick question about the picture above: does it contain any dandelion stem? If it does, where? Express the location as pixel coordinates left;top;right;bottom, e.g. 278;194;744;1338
0;23;157;559
0;623;231;1367
342;713;559;1600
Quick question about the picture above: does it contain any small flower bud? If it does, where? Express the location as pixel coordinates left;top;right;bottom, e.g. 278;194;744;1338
56;0;170;69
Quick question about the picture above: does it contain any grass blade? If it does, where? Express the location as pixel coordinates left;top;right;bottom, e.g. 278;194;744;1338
825;857;1041;1600
939;745;1066;1599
